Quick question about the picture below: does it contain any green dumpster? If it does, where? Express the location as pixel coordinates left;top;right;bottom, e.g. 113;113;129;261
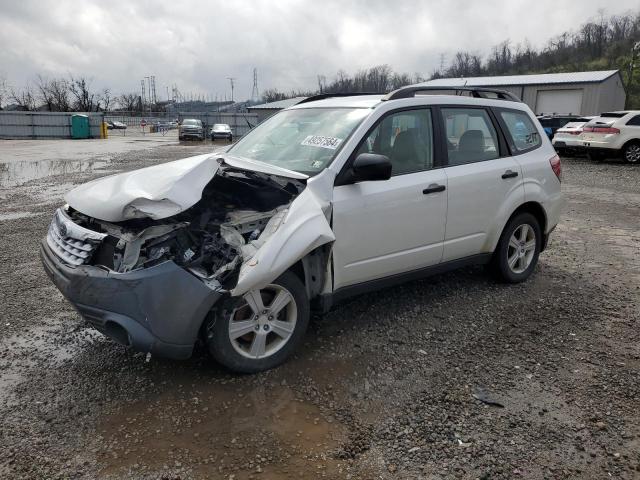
71;114;90;139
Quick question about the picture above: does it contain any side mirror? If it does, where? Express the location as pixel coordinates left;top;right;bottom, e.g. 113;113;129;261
352;153;392;182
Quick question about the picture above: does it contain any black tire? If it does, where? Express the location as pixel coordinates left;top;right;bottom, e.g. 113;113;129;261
205;271;310;373
178;135;183;141
491;212;541;283
623;142;640;164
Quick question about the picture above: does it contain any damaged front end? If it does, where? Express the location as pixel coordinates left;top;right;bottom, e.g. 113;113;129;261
40;156;330;359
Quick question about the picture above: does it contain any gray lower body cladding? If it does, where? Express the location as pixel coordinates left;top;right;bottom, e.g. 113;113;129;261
40;240;222;359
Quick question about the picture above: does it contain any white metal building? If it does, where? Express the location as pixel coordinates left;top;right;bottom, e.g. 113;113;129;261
418;70;626;116
247;97;308;123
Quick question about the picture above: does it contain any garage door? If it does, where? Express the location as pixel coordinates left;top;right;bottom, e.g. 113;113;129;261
535;89;583;115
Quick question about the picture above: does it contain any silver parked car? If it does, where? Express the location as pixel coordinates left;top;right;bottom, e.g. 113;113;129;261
210;123;233;141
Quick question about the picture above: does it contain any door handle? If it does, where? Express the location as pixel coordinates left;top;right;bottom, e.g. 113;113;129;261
501;170;518;179
423;184;446;194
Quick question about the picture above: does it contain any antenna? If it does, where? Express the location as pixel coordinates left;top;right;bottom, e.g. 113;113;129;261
251;68;259;103
227;77;236;102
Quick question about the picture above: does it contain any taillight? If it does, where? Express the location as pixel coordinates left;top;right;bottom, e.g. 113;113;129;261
582;126;620;134
549;154;561;182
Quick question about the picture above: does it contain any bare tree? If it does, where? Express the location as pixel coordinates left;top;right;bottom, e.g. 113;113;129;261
261;88;287;103
69;76;97;111
99;88;113;111
10;84;37;111
36;75;71;111
117;92;141;112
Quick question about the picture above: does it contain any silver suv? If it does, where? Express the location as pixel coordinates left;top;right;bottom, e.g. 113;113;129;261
41;87;562;373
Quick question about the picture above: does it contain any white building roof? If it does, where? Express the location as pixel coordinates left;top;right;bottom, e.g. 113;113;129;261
418;70;620;87
248;96;308;110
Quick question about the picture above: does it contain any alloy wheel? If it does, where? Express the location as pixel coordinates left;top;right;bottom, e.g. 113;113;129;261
507;224;536;274
228;284;297;359
625;144;640;163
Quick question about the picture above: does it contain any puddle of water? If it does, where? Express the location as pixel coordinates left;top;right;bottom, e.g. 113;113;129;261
98;383;346;479
0;211;39;221
0;158;110;188
0;321;102;404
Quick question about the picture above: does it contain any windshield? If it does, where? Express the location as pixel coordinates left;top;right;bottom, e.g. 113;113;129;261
213;124;229;129
229;107;371;175
183;119;200;126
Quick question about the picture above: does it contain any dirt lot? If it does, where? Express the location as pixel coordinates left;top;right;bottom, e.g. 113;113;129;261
0;138;639;479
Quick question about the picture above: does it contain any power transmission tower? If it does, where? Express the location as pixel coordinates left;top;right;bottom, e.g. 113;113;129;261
227;77;236;102
251;68;259;103
140;79;146;110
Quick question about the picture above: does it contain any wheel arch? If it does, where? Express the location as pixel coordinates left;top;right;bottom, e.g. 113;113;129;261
504;201;548;250
622;138;640;151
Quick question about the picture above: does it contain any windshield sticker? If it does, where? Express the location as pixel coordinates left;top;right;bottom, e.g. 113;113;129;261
301;135;343;150
311;160;323;169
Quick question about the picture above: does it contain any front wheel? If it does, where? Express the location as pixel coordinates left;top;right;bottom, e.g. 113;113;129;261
623;143;640;164
491;213;541;283
205;271;309;373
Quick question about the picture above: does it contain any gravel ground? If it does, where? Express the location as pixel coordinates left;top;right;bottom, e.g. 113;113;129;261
0;141;639;480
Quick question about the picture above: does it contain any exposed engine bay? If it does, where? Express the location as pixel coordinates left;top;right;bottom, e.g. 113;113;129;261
66;165;306;292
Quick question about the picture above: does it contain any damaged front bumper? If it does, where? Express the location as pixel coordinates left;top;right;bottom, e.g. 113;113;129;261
40;240;222;359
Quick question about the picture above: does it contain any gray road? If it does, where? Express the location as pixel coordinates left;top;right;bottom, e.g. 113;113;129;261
0;139;639;479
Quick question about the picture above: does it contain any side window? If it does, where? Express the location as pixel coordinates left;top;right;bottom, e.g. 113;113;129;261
441;108;499;166
499;110;542;153
357;109;434;175
626;115;640;126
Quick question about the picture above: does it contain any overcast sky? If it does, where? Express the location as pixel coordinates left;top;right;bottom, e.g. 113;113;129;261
0;0;637;101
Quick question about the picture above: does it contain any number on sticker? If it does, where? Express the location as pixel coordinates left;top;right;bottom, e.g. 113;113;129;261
301;135;343;150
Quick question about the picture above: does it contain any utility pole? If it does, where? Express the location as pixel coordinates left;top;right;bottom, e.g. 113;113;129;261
140;79;146;112
251;68;259;103
227;77;236;102
150;75;157;105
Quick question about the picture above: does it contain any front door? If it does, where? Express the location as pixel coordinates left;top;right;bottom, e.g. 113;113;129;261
332;108;447;289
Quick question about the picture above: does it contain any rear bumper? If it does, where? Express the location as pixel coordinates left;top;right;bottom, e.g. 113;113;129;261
40;240;222;359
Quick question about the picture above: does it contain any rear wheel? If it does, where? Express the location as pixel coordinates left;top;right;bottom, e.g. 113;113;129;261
623;142;640;164
205;271;309;373
491;213;541;283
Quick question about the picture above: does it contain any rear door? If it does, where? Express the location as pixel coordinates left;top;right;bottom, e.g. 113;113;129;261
440;106;524;261
332;108;447;289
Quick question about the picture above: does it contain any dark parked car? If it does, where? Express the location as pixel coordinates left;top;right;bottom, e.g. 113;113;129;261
537;115;591;140
179;119;204;141
105;120;127;130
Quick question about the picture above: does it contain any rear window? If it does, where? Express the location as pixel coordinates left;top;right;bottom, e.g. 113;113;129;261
499;110;541;153
600;112;628;118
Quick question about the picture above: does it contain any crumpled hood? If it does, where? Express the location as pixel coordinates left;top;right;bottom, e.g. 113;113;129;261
65;153;308;222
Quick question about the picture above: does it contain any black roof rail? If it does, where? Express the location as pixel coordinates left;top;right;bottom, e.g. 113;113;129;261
296;92;385;105
383;86;522;102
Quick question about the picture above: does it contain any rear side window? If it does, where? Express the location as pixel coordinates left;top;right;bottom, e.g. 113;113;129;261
499;110;541;153
441;108;499;166
626;115;640;126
